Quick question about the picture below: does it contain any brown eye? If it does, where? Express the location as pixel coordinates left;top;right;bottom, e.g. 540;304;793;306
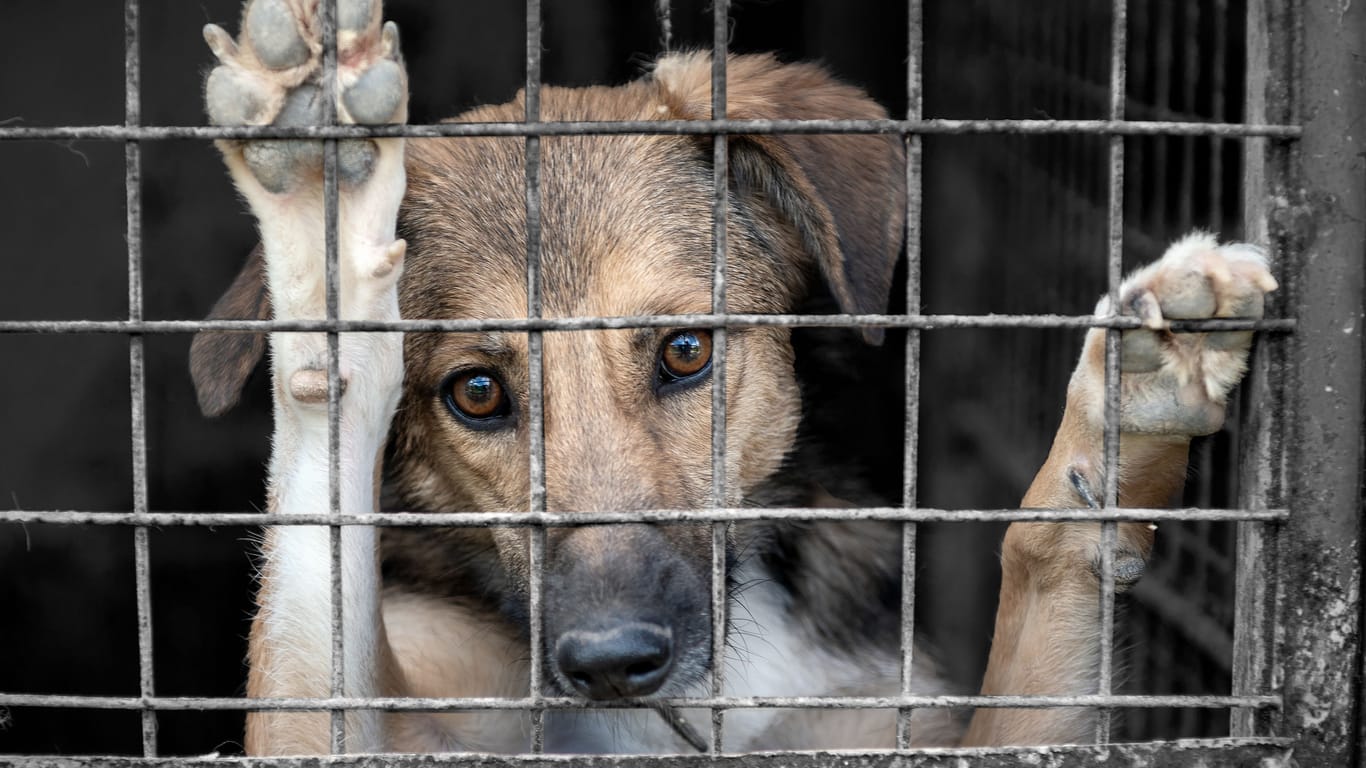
442;369;512;427
658;330;713;389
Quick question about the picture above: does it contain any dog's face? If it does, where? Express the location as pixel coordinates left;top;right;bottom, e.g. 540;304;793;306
191;53;904;701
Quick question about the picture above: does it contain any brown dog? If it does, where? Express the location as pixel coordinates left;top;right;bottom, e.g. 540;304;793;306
190;0;1276;755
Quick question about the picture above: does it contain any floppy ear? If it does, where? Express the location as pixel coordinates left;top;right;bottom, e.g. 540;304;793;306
653;52;906;344
189;244;271;417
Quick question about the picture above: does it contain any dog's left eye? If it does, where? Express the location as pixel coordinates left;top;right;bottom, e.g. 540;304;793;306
442;369;513;429
657;330;713;391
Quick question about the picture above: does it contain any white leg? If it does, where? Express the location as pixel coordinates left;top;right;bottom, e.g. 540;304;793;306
202;0;410;754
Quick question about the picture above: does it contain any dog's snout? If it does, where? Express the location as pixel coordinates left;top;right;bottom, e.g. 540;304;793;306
554;623;674;700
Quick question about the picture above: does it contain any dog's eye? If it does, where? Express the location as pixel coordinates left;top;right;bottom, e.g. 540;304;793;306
442;369;512;427
657;330;713;390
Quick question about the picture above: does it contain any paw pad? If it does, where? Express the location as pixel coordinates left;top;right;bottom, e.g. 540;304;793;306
245;0;311;71
1100;232;1278;436
203;0;407;194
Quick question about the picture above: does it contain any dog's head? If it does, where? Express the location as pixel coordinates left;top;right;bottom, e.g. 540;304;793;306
191;52;904;700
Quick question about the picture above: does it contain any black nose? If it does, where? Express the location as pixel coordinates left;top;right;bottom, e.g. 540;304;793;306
554;623;674;699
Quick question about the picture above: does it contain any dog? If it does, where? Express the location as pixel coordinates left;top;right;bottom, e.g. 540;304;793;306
187;0;1278;755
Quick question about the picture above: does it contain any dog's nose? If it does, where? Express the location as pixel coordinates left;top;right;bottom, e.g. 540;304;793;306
554;623;674;699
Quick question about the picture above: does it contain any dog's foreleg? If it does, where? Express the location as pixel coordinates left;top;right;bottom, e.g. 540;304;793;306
963;234;1277;746
202;0;410;754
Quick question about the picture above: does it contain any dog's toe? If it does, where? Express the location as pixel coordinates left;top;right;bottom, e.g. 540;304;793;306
245;0;311;71
343;59;405;125
205;66;269;126
340;0;377;32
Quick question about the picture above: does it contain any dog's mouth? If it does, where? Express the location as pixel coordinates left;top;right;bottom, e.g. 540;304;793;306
542;623;711;753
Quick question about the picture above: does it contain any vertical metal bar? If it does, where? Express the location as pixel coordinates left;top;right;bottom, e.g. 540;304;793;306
1232;0;1289;740
896;0;923;751
1272;0;1364;762
657;0;673;53
1177;0;1199;231
1209;0;1228;231
524;0;547;753
1097;0;1127;745
124;0;156;756
319;0;345;754
708;0;730;755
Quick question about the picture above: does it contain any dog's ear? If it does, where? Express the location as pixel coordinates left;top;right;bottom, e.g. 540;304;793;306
189;244;271;417
653;52;906;344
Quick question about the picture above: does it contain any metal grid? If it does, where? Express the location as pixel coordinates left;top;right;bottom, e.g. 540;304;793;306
0;0;1361;765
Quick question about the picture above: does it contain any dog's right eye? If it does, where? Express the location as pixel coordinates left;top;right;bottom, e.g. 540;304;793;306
442;369;512;428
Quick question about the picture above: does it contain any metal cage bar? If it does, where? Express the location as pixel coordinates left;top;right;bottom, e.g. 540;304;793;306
0;314;1296;335
707;0;731;754
896;0;925;751
315;0;348;753
0;119;1302;141
1095;0;1129;744
123;0;156;756
0;506;1293;526
523;0;548;753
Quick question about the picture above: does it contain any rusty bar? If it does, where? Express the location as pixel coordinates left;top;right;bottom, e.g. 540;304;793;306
524;0;547;751
0;314;1298;335
317;0;346;753
1096;0;1128;743
897;0;924;750
0;119;1304;141
708;0;730;753
1232;0;1293;741
0;740;1297;768
0;506;1289;527
0;692;1279;713
123;0;156;756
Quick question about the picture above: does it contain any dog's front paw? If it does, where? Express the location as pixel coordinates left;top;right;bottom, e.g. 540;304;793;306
1083;232;1278;436
204;0;408;194
202;0;409;426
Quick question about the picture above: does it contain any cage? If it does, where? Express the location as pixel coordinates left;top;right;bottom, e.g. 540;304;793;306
0;0;1361;765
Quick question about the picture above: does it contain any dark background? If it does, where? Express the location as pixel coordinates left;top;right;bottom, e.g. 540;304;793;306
1;0;1249;754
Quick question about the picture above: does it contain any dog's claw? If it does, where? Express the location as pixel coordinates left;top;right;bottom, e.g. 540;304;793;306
372;239;407;279
382;21;402;60
245;0;311;71
203;24;238;62
343;59;405;124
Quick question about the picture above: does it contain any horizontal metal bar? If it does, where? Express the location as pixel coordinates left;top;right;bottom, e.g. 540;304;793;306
0;119;1302;142
0;315;1297;335
0;693;1279;713
0;740;1297;768
0;507;1290;527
